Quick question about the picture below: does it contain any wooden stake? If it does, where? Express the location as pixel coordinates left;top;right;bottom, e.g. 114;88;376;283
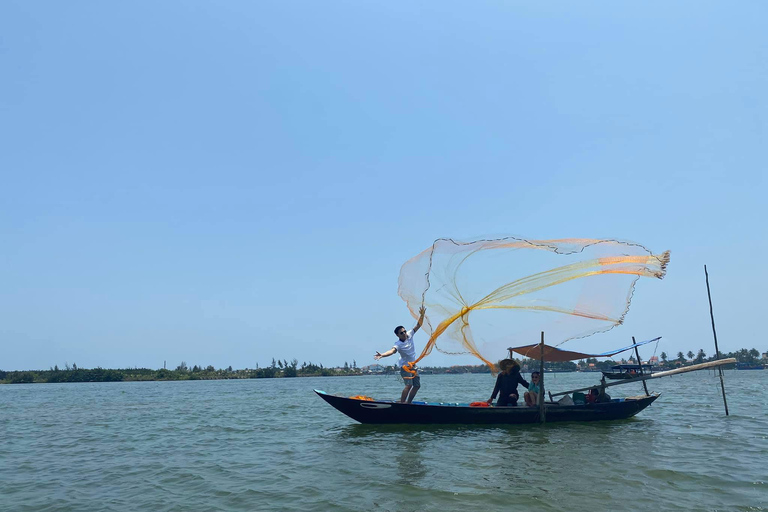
705;265;729;416
633;336;650;396
538;331;546;424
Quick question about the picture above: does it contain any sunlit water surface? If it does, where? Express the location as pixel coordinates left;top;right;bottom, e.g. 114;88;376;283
1;372;766;511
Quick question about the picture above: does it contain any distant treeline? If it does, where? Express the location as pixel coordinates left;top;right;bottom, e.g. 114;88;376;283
1;347;763;384
551;347;763;371
0;359;363;384
636;347;763;367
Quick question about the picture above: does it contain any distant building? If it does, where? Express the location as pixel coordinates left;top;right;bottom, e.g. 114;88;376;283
648;356;659;366
362;364;385;373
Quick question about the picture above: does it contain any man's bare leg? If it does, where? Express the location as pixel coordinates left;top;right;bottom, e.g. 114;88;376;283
400;385;412;403
406;385;420;404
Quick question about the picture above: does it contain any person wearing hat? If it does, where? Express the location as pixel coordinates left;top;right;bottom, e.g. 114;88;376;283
487;358;530;406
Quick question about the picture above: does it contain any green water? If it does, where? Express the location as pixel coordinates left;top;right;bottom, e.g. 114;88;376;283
1;371;766;511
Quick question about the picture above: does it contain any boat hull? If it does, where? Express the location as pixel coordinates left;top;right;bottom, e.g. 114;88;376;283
602;372;637;380
314;390;659;425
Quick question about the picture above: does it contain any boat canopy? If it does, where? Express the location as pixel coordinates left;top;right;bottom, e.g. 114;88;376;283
508;337;661;362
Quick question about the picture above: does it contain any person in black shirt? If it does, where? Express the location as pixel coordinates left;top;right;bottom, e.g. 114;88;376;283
487;359;529;406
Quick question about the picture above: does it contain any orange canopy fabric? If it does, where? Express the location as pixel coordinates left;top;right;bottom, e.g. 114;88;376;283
509;336;660;362
509;344;597;362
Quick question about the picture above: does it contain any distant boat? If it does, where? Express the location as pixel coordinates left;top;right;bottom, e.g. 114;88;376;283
314;389;658;425
735;363;766;370
602;364;658;380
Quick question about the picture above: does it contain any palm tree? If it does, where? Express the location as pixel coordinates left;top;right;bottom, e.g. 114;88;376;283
696;349;706;363
661;351;668;363
687;351;694;361
677;351;685;363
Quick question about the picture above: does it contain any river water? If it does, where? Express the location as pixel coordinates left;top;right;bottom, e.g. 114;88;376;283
1;371;766;511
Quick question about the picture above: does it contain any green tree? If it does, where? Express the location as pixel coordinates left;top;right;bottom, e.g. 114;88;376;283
660;352;668;363
695;349;706;363
677;352;685;363
10;371;34;384
283;359;299;378
687;351;694;361
155;368;173;380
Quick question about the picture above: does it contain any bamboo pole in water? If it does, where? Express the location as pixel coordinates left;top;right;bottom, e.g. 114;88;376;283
705;265;729;416
549;358;737;397
538;332;545;424
633;336;650;396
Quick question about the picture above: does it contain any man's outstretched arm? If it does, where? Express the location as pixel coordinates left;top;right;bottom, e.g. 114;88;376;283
374;348;396;360
412;306;426;333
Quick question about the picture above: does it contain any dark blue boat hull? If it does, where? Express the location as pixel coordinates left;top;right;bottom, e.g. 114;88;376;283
315;390;659;425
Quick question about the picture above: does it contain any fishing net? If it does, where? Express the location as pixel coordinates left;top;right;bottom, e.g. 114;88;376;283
398;237;670;374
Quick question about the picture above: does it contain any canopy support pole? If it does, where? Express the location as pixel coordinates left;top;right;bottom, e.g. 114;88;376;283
633;336;650;396
538;332;546;424
705;265;729;416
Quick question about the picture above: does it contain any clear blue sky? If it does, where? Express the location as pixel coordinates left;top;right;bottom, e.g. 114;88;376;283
1;1;765;371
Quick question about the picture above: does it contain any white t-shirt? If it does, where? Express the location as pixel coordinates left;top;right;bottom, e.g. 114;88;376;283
394;330;416;368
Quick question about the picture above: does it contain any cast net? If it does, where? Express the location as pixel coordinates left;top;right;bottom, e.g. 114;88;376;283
398;237;670;374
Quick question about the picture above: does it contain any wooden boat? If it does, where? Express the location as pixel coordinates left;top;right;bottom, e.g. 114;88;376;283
735;363;765;370
314;389;659;425
602;364;657;380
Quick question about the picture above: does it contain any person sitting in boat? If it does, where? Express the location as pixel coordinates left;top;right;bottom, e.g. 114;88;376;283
585;387;612;404
486;359;529;406
597;387;612;403
524;371;541;407
374;306;426;404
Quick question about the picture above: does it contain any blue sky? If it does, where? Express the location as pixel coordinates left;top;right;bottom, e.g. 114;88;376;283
1;1;765;371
